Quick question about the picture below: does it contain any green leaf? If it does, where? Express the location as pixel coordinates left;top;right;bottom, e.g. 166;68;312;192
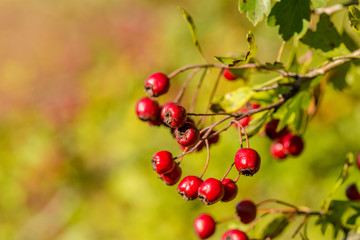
264;62;284;70
267;0;311;41
275;90;312;133
238;0;271;26
211;87;254;113
214;31;257;66
349;6;360;31
326;62;351;91
213;56;246;67
178;7;205;59
300;13;341;52
246;110;272;137
346;214;360;225
311;0;329;9
342;30;359;52
261;215;291;239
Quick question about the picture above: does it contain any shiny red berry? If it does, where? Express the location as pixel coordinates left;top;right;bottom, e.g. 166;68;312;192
221;229;249;240
159;164;182;186
198;178;225;205
233;108;251;128
223;68;237;80
152;151;175;174
135;97;160;121
161;103;187;128
221;179;238;202
175;122;200;147
144;72;170;97
193;214;216;239
270;141;288;159
234;148;261;176
177;176;203;200
346;183;360;201
236;199;257;224
282;133;304;156
264;119;289;140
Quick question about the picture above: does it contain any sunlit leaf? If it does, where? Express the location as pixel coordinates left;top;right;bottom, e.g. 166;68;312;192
211;87;254;113
246;110;272;137
311;0;329;8
238;0;271;26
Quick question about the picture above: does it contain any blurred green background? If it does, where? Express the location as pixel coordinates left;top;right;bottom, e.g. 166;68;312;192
0;0;359;239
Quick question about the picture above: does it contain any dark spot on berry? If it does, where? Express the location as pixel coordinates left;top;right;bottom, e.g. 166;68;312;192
241;169;254;176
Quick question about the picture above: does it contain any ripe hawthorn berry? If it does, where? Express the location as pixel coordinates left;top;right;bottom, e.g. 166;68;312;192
159;163;182;186
177;175;203;200
135;97;160;121
223;68;237;80
282;133;304;156
270;141;287;160
221;229;249;240
233;108;250;128
152;151;175;174
357;153;360;170
144;72;170;97
234;148;261;176
161;102;187;128
221;178;238;202
175;122;200;147
193;213;216;239
198;178;225;205
236;199;257;224
264;119;289;140
346;183;360;201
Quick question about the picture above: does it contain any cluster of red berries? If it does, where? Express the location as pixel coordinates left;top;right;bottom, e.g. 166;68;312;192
136;71;263;206
193;199;257;239
264;119;304;160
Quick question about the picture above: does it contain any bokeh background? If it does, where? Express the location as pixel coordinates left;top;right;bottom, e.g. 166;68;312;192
0;0;359;239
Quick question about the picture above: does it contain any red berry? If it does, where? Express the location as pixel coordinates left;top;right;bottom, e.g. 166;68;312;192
208;130;220;145
152;151;175;174
221;179;238;202
161;103;187;128
193;214;216;239
249;102;260;109
357;153;360;170
144;72;170;97
346;183;360;201
236;199;257;224
159;164;182;186
223;68;237;80
198;178;225;205
177;176;203;200
233;109;251;128
175;122;200;147
135;97;160;121
270;141;288;159
234;148;261;176
221;229;249;240
282;134;304;156
264;119;289;140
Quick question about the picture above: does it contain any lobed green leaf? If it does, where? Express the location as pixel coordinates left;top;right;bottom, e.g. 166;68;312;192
267;0;311;41
300;13;341;52
211;86;254;113
261;215;291;239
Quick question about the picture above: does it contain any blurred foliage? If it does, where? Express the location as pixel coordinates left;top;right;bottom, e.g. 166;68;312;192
0;0;359;239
